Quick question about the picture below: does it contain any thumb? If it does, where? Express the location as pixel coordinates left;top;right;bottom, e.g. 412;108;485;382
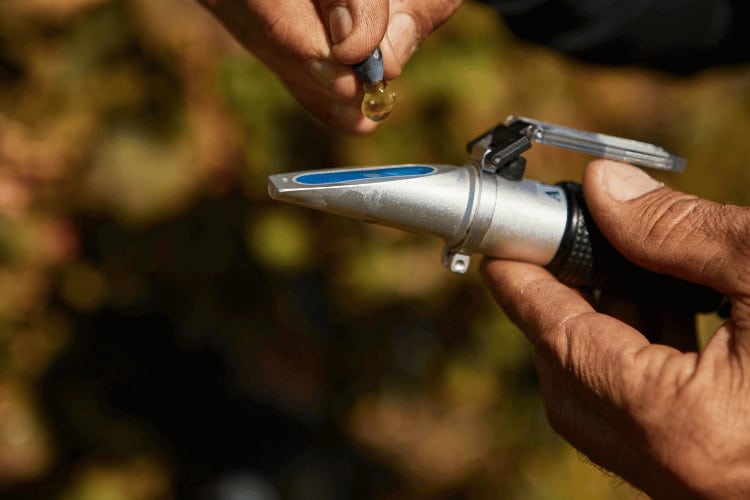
380;0;462;78
583;159;750;296
323;0;462;77
320;0;389;64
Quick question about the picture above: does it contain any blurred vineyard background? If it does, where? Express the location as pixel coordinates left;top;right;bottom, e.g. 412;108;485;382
1;0;750;498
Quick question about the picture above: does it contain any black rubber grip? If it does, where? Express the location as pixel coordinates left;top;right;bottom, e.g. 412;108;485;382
545;182;723;313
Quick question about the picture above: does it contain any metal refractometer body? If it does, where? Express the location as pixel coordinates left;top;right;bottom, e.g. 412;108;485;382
268;116;722;312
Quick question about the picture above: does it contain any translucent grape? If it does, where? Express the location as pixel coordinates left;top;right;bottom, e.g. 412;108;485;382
361;81;396;122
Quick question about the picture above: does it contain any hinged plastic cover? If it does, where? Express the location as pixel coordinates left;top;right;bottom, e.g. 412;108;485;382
507;116;686;172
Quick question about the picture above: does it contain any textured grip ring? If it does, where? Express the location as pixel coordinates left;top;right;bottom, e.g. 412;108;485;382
545;182;616;288
545;182;722;312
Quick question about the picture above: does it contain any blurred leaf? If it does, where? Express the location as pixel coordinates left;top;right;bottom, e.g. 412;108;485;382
84;125;195;225
245;209;312;271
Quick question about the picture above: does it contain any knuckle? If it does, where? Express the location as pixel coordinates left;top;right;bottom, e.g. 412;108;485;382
531;311;584;371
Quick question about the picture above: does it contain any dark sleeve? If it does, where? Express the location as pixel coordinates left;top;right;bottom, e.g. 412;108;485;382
478;0;750;73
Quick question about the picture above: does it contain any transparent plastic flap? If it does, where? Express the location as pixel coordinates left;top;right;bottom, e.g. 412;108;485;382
507;116;686;172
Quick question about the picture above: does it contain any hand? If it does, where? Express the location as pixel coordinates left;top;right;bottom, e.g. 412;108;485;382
482;159;750;497
198;0;461;134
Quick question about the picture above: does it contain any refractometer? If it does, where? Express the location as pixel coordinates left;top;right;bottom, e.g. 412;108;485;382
268;116;722;311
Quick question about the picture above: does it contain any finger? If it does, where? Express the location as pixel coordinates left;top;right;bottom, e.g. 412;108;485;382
381;0;463;79
319;0;390;64
380;10;418;78
258;50;374;133
208;0;329;60
481;259;642;346
583;160;750;297
276;58;378;134
481;258;690;411
482;259;595;345
304;59;361;99
287;80;380;134
206;0;374;133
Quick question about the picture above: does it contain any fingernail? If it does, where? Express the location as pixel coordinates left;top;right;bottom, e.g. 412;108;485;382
328;6;353;45
601;161;663;201
387;13;418;64
307;59;336;88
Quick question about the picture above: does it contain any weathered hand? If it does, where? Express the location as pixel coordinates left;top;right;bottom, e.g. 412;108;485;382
198;0;461;133
483;160;750;497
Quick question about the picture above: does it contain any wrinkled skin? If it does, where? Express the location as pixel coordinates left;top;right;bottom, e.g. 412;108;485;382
483;160;750;498
198;0;461;133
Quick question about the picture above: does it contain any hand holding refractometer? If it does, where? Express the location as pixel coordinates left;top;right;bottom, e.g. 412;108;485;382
268;116;723;312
